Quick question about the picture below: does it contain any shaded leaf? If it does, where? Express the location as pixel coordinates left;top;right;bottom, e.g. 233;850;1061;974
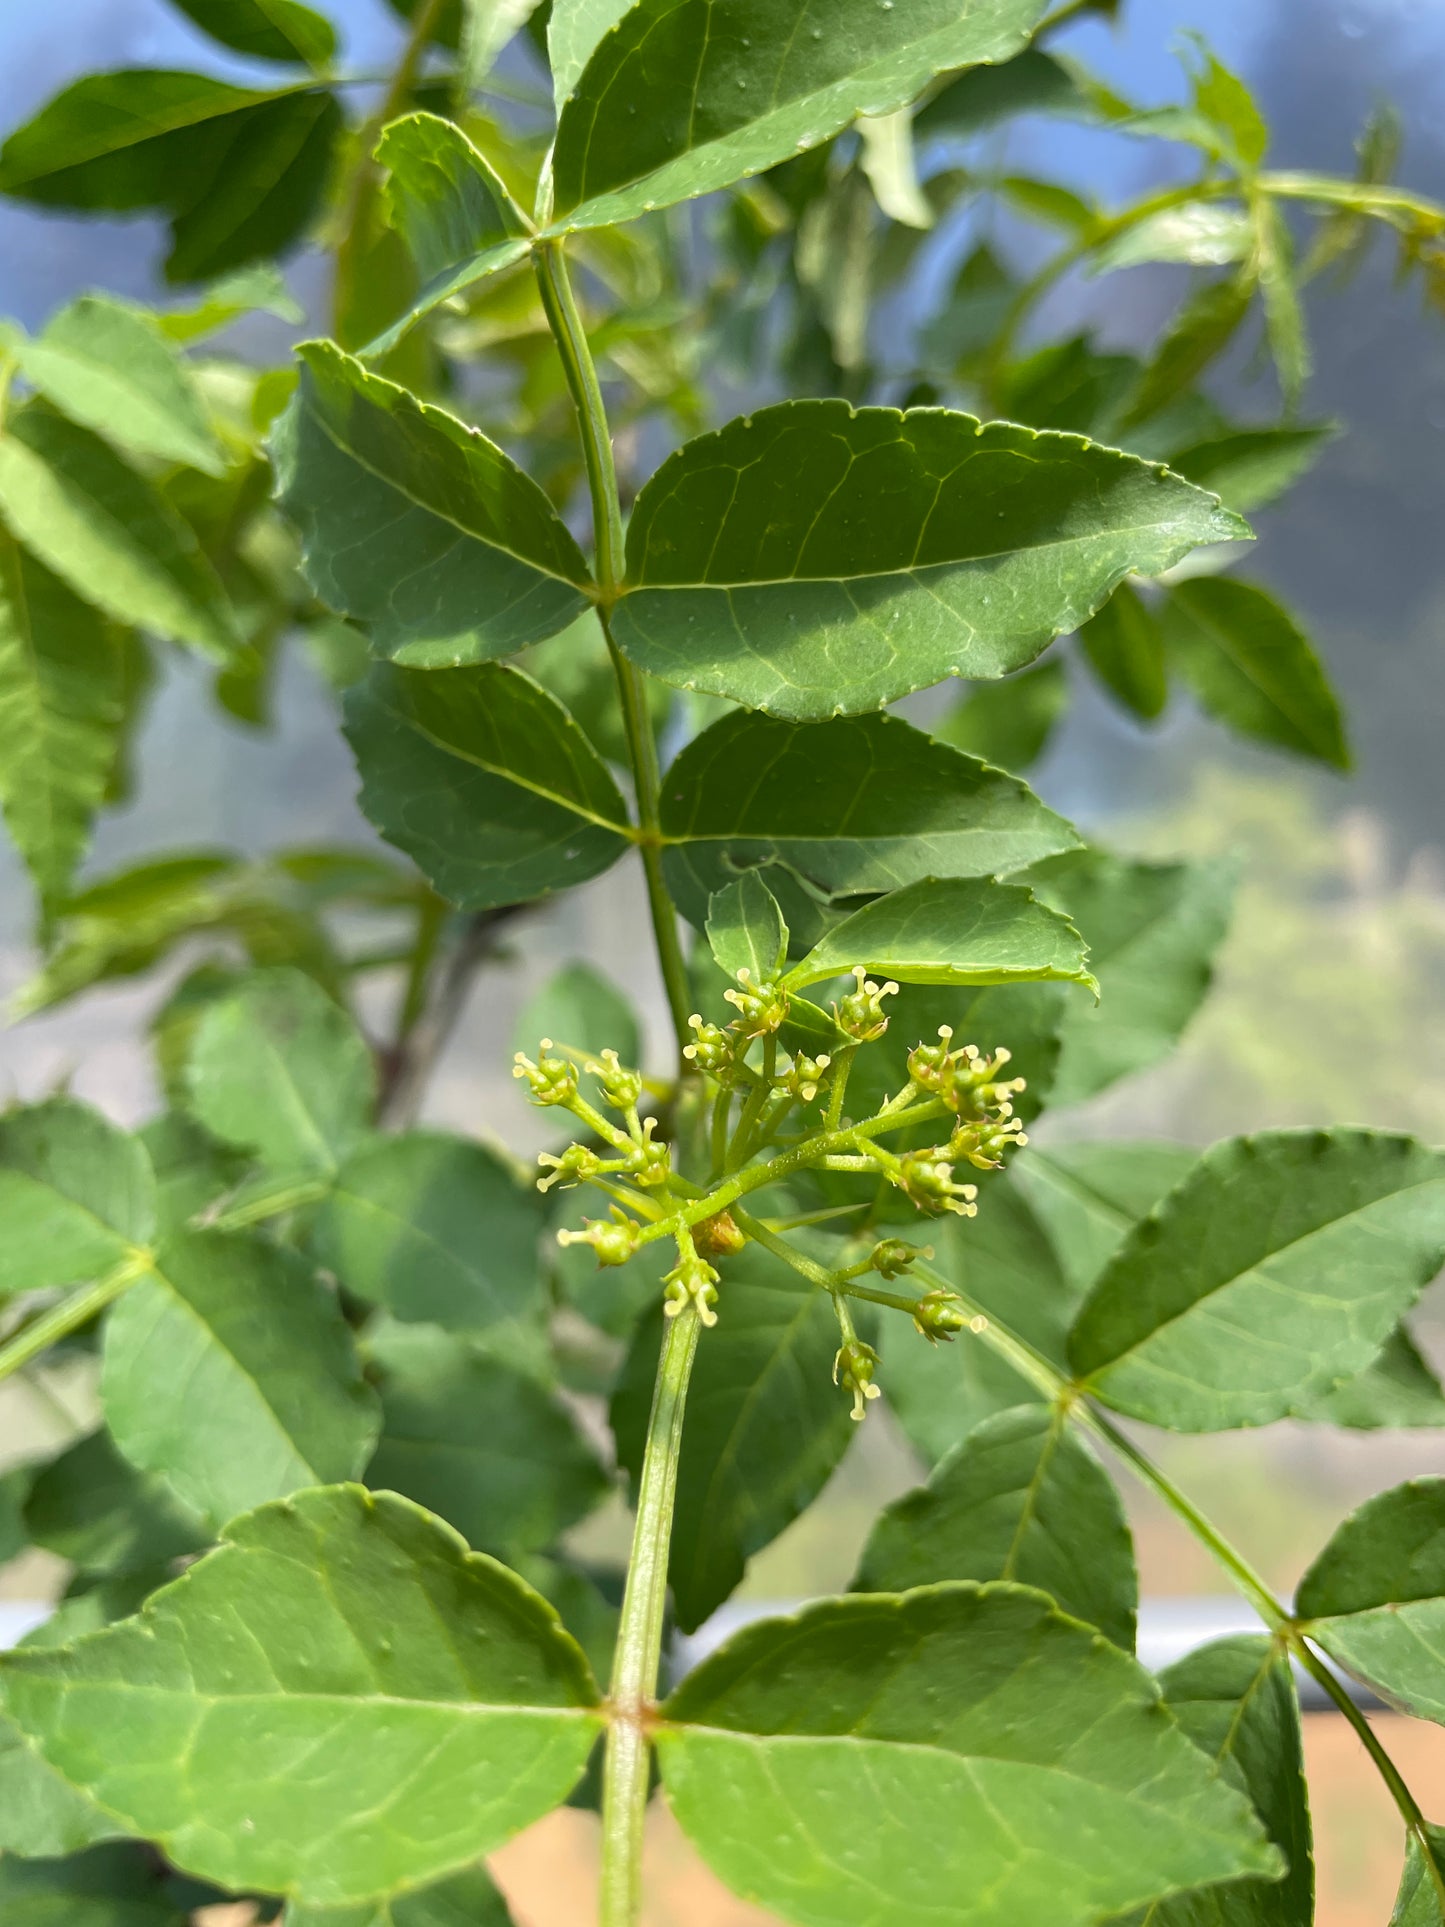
274;342;592;666
366;1322;607;1557
155;263;304;344
138;1111;239;1232
344;662;632;910
706;873;788;985
0;1486;603;1904
1122;272;1257;429
1163;576;1350;770
23;1429;206;1576
514;961;641;1070
102;1229;379;1529
1069;1130;1445;1431
0;1722;122;1858
0;1842;189;1924
186;966;375;1175
1009;1139;1200;1295
0;1098;154;1299
660;1585;1279;1927
1391;1826;1445;1927
660;708;1078;929
0;410;240;660
933;657;1068;771
168;0;338;66
286;1862;518;1927
1298;1328;1445;1430
1167;425;1334;515
1078;580;1168;721
612;402;1247;720
853;1404;1137;1648
916;47;1091;140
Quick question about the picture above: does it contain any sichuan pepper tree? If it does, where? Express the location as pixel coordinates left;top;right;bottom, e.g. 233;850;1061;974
2;1;1445;1923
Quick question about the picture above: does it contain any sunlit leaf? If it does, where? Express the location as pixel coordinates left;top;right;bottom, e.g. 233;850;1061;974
168;0;338;65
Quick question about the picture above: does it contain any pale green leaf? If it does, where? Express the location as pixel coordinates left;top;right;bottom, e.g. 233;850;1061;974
101;1229;380;1530
853;1404;1137;1648
1078;580;1168;721
0;1097;154;1299
314;1131;543;1332
858;109;932;230
366;1322;607;1557
514;961;641;1070
155;263;304;343
550;0;1051;233
0;1726;123;1858
1298;1328;1445;1430
138;1111;239;1233
611;1253;868;1632
1297;1478;1445;1724
186;967;375;1175
1256;200;1310;405
462;0;545;89
1091;203;1253;273
286;1862;517;1927
1009;1139;1202;1294
707;873;789;985
782;877;1095;993
660;708;1079;929
0;411;241;660
1188;42;1269;170
16;295;228;475
344;662;632;910
997;173;1098;235
660;1585;1280;1927
24;1428;207;1576
0;533;125;907
548;0;631;112
933;657;1068;771
273;342;592;666
0;1486;603;1904
168;0;338;65
1167;425;1334;515
612;402;1246;720
1069;1130;1445;1431
1027;849;1235;1104
1163;576;1350;770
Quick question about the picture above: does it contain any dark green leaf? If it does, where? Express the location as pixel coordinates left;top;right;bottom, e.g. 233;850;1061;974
551;0;1050;232
612;402;1247;719
286;1862;518;1927
101;1229;379;1529
1027;849;1235;1104
0;533;126;910
706;873;788;985
992;333;1141;439
23;1429;206;1575
660;709;1078;929
916;48;1090;141
366;1322;607;1556
274;342;592;666
1298;1327;1445;1430
1391;1827;1445;1926
1069;1130;1445;1431
1163;576;1350;770
660;1585;1279;1927
315;1131;543;1332
1078;580;1168;721
168;0;338;65
0;1843;189;1926
919;242;1018;375
853;1404;1137;1647
0;1464;29;1563
932;658;1068;772
611;1252;867;1632
1167;425;1335;515
0;1098;154;1299
137;1111;239;1232
782;877;1095;993
1122;272;1257;429
0;1486;603;1903
1297;1479;1445;1723
1256;200;1310;405
21;1568;172;1651
345;662;632;910
514;961;641;1070
1010;1139;1202;1294
0;410;240;660
186;966;375;1175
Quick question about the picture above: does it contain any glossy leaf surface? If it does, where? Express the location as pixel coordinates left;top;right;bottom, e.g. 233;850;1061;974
612;402;1245;719
0;1487;603;1904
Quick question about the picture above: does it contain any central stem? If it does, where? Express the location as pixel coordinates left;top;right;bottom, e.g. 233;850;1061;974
600;1304;701;1927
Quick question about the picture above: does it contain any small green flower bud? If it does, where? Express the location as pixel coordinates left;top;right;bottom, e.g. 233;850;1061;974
535;1142;604;1192
896;1150;979;1218
835;966;898;1042
948;1112;1027;1172
683;1013;734;1075
626;1121;672;1188
833;1337;882;1422
911;1288;969;1345
869;1237;932;1280
513;1041;578;1106
783;1051;831;1103
557;1210;641;1267
594;1047;644;1112
663;1250;721;1326
722;967;791;1038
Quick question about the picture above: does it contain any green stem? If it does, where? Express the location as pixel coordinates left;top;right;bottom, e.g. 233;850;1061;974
600;1304;702;1927
0;1259;149;1387
533;239;693;1060
731;1209;920;1316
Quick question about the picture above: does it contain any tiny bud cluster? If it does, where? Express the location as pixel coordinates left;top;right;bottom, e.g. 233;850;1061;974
835;966;897;1042
833;1337;882;1421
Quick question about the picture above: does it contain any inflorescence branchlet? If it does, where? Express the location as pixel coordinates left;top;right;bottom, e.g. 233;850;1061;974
515;970;1027;1423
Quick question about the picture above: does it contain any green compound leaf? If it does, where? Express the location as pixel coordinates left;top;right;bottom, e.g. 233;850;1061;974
1116;1635;1313;1927
0;73;341;283
186;967;376;1176
274;343;592;667
1163;576;1349;770
1391;1826;1445;1927
314;1132;544;1333
0;410;240;661
0;1097;154;1300
706;872;789;985
0;1486;603;1905
0;532;126;908
0;1842;191;1925
369;114;531;358
550;0;1051;233
15;296;228;476
933;656;1069;772
659;708;1079;929
366;1322;608;1558
344;662;632;911
1296;1479;1445;1724
1299;1328;1445;1430
24;1429;207;1577
286;1861;518;1927
659;1584;1280;1927
853;1404;1137;1649
1166;424;1335;515
101;1229;380;1531
1078;579;1168;721
1069;1130;1445;1431
515;961;642;1071
782;876;1095;992
610;402;1246;720
168;0;338;65
611;1254;868;1634
1026;848;1235;1105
